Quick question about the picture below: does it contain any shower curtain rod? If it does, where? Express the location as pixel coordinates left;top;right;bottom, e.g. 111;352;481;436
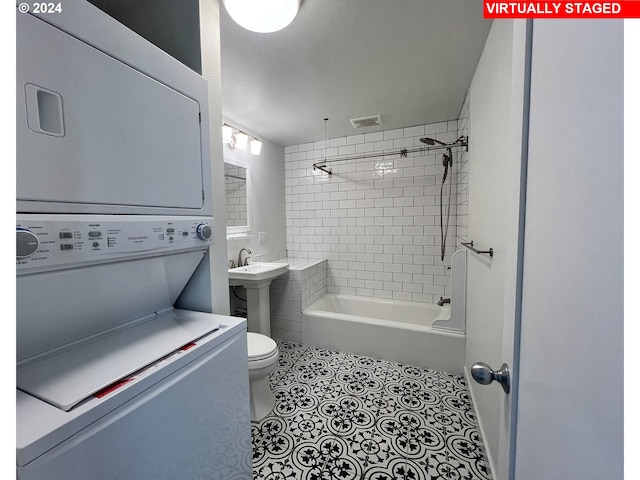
312;142;467;175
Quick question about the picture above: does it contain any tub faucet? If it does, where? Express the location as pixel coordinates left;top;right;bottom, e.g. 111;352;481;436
237;248;251;267
437;297;450;306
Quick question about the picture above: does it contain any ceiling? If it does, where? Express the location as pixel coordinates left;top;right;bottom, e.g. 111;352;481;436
219;0;493;147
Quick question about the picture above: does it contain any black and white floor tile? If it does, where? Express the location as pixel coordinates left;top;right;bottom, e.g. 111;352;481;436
253;340;491;480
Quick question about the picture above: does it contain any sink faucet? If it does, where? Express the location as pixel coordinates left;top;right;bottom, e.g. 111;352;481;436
437;297;450;306
237;248;251;267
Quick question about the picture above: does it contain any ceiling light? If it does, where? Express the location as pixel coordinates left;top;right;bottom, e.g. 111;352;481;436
234;132;249;149
222;0;300;33
222;125;233;143
250;139;262;155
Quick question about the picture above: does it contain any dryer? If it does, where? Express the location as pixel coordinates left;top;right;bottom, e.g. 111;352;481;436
16;2;213;216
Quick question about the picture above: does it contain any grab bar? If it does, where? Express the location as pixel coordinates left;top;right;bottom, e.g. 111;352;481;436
461;241;494;258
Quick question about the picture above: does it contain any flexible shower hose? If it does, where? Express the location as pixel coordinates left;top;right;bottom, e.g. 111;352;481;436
440;151;453;262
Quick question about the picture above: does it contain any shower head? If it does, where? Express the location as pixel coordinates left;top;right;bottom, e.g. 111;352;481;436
441;154;451;183
419;137;448;147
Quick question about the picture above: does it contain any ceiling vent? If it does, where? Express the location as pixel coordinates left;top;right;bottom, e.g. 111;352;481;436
350;115;382;129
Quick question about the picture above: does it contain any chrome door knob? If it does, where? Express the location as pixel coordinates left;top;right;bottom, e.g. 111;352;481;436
471;362;510;394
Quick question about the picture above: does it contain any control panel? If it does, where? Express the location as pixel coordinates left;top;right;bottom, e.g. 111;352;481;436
16;215;213;273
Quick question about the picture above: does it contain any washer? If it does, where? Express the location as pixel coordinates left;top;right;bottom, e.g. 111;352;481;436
16;215;252;479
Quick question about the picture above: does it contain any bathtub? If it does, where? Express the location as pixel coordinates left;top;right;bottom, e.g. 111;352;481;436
302;293;465;376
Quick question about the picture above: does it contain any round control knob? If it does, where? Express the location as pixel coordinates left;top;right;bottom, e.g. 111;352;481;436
17;229;39;258
196;223;212;240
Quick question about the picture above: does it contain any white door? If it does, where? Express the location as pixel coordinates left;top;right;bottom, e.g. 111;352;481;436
464;19;530;480
467;18;624;480
510;19;624;479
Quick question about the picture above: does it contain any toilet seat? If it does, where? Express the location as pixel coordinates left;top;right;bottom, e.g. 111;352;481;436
247;333;278;362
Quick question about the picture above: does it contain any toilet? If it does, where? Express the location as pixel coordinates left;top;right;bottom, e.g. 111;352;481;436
247;332;279;422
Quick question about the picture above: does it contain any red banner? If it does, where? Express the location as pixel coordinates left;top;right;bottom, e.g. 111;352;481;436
484;1;640;18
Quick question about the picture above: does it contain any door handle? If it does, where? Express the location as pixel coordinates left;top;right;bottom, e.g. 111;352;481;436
471;362;510;394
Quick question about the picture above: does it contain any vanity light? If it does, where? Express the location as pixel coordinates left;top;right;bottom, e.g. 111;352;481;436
222;123;262;156
222;125;233;143
222;0;300;33
250;139;262;155
234;132;249;149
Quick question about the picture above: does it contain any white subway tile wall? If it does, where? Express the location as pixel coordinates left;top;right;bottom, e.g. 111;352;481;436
284;119;468;304
269;259;327;342
456;92;470;243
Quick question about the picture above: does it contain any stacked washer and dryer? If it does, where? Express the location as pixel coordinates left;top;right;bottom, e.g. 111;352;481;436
16;2;252;479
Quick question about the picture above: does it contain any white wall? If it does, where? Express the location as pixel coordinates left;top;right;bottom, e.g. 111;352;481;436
515;19;623;479
197;0;231;315
284;121;465;303
224;120;287;265
456;91;471;244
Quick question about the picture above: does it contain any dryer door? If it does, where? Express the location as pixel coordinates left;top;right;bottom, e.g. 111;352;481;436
17;12;206;214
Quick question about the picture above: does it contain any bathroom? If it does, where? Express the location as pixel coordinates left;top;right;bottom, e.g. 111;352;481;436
14;1;625;479
217;7;623;480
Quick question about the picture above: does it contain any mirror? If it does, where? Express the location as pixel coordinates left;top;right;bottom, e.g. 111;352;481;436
224;159;250;234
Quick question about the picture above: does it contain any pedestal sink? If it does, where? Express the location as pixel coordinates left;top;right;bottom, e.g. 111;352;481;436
228;262;288;336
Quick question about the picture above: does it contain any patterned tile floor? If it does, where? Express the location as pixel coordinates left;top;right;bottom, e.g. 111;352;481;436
252;340;491;480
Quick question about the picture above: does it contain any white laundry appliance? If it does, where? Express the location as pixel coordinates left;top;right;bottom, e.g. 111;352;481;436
16;215;252;479
16;2;252;478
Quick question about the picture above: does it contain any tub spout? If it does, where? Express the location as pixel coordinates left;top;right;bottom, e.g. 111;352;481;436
437;297;450;306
